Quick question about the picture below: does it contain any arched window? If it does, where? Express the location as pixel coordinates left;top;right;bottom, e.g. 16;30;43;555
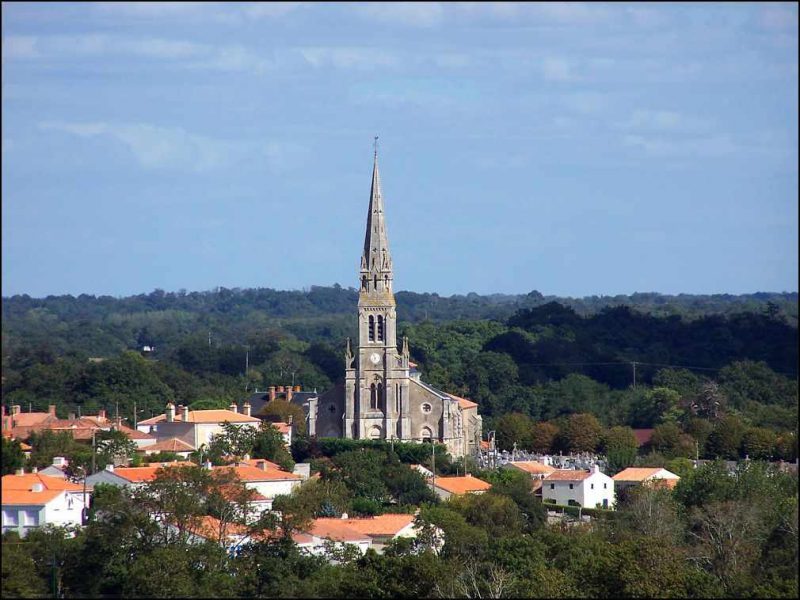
377;315;384;341
384;275;389;290
395;384;400;413
368;315;375;342
361;276;367;291
369;426;382;440
377;383;383;411
373;274;378;289
370;383;377;409
421;427;433;442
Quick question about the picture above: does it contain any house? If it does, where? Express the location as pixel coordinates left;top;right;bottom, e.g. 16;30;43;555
306;517;373;556
3;404;59;439
612;467;680;492
542;466;615;509
504;461;556;479
410;464;434;479
1;471;90;536
429;474;492;500
212;463;303;509
39;456;70;479
84;462;195;489
136;404;261;450
139;437;195;458
331;513;418;553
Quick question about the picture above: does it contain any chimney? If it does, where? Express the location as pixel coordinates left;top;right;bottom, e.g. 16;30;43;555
32;482;44;493
256;460;266;471
52;456;66;467
340;512;348;520
98;409;106;421
12;404;22;416
243;453;250;462
203;461;212;470
592;464;600;474
286;387;293;402
294;385;301;392
166;403;175;423
268;386;276;402
15;468;24;476
105;464;115;472
68;412;76;420
277;386;285;394
176;405;185;421
31;466;38;474
288;415;294;426
229;403;238;414
48;405;56;416
243;402;251;417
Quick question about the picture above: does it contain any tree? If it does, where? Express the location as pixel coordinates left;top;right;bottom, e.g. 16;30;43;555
650;422;695;459
741;427;777;460
258;399;307;436
689;381;727;421
494;413;534;451
1;437;24;475
706;415;747;459
96;429;138;466
600;426;638;473
558;413;602;453
617;485;684;543
530;421;559;454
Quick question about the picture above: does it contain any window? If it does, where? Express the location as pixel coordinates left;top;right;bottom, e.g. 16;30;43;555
368;316;375;342
603;483;607;489
2;510;18;526
421;403;432;414
395;384;400;413
569;484;574;490
377;315;384;341
377;383;384;411
590;483;594;490
22;510;38;526
369;426;382;440
370;383;377;409
550;484;555;490
421;427;433;442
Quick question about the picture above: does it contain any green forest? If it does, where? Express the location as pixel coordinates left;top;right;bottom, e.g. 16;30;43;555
2;288;797;462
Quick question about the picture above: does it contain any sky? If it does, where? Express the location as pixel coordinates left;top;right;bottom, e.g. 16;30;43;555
2;2;798;299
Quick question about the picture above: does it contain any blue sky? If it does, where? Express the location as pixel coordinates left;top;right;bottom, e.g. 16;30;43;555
2;2;797;298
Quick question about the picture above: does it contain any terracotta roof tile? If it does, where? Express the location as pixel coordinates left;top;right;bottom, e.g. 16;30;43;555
2;489;63;505
447;393;478;409
336;513;415;537
143;438;195;453
431;475;492;494
544;469;594;482
507;461;556;475
213;465;301;482
2;473;84;492
612;467;680;482
310;518;373;543
140;410;261;425
112;462;195;482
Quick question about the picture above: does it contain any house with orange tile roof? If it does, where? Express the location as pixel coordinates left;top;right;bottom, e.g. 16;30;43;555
504;460;557;479
212;463;302;507
429;474;492;500
139;437;195;458
542;466;615;509
306;516;373;556
2;471;90;536
331;512;419;552
137;404;261;450
84;461;195;488
612;467;680;492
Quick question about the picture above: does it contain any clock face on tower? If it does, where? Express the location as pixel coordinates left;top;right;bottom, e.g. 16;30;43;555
369;352;381;365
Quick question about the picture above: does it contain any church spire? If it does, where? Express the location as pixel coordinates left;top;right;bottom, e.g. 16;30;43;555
360;138;393;295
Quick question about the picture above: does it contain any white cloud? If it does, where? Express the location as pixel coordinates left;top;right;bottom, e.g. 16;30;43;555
2;33;269;73
354;2;445;27
758;4;798;31
563;92;608;114
93;2;306;23
38;121;305;172
541;56;574;81
299;47;398;70
618;109;710;132
622;134;738;158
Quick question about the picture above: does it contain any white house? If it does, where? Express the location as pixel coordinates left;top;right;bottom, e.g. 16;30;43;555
1;472;90;536
429;474;492;500
213;463;303;510
542;466;615;509
137;405;261;450
612;467;681;493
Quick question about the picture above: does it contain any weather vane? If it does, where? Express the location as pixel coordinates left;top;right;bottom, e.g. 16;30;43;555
374;135;379;157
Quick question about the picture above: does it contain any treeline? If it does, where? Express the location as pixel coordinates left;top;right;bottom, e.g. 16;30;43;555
2;286;797;359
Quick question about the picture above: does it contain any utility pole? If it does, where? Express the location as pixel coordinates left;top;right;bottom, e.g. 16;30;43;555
133;400;137;429
431;441;436;493
208;331;212;347
91;429;96;475
632;361;637;389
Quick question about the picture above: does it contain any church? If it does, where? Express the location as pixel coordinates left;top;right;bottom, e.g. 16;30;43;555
297;147;482;458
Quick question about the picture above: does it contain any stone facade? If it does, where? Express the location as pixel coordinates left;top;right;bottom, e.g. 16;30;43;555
298;149;481;458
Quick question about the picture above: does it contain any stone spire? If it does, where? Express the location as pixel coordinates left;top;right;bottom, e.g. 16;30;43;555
360;140;393;296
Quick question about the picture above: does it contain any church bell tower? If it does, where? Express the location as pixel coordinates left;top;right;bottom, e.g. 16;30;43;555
344;142;411;440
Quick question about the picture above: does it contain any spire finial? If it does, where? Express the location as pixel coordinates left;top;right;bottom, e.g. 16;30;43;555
374;135;379;158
